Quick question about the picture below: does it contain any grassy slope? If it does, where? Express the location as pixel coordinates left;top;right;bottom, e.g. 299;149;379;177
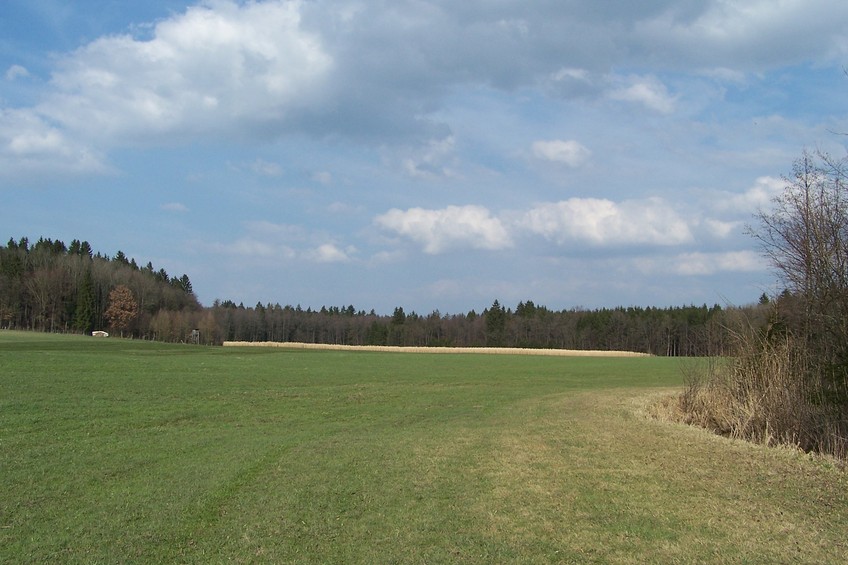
0;331;845;563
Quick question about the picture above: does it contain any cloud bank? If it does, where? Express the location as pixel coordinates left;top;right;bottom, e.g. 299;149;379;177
4;0;845;311
5;0;848;179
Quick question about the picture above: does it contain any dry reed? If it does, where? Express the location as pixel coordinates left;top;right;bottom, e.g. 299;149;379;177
677;329;848;461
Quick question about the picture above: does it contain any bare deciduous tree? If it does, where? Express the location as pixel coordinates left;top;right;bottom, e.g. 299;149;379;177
750;150;848;367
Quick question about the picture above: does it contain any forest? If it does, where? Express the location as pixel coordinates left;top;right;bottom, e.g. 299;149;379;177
0;235;764;355
0;237;199;337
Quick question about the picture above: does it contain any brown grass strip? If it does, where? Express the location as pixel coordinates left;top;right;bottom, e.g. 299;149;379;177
221;341;651;357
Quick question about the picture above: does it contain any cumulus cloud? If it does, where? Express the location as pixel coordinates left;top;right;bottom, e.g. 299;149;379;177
546;67;601;98
520;197;692;247
711;176;785;214
702;218;739;239
39;0;331;143
531;139;591;167
308;243;353;263
374;196;703;255
375;205;513;254
608;75;676;113
0;108;108;177
6;0;846;185
633;0;848;69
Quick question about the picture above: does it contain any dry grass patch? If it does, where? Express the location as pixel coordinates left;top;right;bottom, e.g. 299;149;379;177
657;339;848;461
223;341;650;357
468;389;848;563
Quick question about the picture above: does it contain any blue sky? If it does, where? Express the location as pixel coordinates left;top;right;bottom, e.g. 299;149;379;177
3;0;848;314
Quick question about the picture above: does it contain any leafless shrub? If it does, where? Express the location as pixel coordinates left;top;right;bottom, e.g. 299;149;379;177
680;319;848;460
674;150;848;461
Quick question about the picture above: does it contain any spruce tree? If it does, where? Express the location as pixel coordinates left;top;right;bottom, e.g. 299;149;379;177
73;268;96;334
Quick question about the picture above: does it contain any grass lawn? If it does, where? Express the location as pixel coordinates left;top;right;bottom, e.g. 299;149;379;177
1;331;845;563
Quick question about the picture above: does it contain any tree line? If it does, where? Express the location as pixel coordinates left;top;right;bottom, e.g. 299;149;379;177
205;298;759;356
0;237;199;336
1;235;767;355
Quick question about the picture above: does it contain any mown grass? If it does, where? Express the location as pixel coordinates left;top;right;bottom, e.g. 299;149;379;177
1;331;845;563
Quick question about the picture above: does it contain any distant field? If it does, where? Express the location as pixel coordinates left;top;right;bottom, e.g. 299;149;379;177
1;331;845;563
223;341;651;357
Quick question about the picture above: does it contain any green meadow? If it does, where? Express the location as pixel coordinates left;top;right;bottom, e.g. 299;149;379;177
1;331;845;563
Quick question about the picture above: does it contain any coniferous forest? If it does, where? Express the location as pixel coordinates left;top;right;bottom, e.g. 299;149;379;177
0;236;766;355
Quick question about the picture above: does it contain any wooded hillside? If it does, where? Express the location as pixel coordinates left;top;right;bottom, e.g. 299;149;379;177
0;237;199;336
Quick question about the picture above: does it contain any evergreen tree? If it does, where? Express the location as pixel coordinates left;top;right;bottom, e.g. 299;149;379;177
73;268;96;334
485;299;506;346
392;306;406;325
172;274;193;295
79;241;92;258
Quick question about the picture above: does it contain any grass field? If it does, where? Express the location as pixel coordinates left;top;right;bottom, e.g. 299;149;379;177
1;331;846;563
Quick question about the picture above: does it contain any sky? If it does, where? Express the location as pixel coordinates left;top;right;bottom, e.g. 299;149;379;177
2;0;848;315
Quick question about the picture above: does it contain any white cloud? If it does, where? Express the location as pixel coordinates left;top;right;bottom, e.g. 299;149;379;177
633;0;848;68
5;65;30;81
375;205;513;254
308;243;352;263
0;108;108;177
711;176;785;214
546;67;602;98
375;196;707;256
5;0;845;181
520;197;692;247
608;75;676;114
38;0;332;143
531;139;591;167
703;218;739;239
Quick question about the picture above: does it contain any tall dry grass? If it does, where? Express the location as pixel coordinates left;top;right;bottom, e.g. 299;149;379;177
679;327;847;461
